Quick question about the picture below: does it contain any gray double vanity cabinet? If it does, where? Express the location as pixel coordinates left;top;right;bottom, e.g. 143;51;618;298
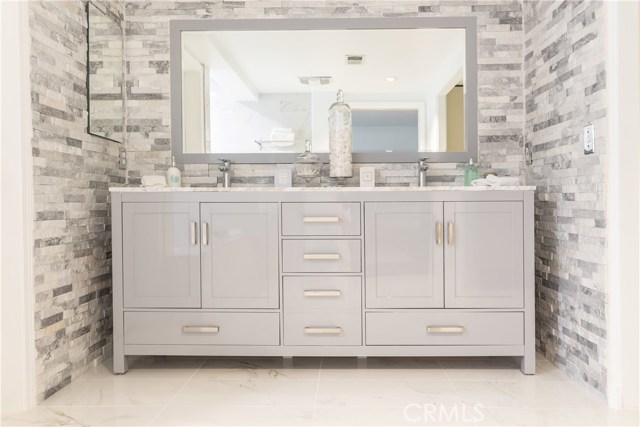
110;187;536;375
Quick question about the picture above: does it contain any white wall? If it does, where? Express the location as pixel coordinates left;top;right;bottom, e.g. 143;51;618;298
606;0;640;409
0;0;36;413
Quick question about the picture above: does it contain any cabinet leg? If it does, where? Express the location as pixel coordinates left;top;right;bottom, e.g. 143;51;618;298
113;355;128;374
520;354;535;375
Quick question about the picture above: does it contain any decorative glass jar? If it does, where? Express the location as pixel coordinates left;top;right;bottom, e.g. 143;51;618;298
328;90;353;178
294;140;322;183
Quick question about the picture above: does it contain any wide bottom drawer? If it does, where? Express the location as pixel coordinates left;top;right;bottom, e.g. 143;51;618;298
284;312;361;346
366;312;523;346
124;312;280;346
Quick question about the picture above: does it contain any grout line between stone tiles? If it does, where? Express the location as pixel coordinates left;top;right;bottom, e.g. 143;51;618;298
146;358;208;426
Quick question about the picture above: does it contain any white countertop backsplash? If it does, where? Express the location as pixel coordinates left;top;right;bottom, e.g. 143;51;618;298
110;185;535;192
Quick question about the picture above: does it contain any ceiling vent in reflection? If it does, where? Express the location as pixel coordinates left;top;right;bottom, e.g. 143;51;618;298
298;76;333;86
345;55;365;65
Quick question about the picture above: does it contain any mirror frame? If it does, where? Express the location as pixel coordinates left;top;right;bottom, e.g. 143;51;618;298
86;1;125;143
170;17;477;164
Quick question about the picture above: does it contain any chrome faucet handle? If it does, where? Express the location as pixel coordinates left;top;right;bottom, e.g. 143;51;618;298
218;158;231;171
419;157;429;170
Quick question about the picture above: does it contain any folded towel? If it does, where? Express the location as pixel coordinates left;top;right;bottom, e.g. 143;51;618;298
270;127;295;141
141;175;167;187
472;174;521;187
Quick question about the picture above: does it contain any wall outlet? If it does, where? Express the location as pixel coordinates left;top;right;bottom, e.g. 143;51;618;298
359;166;375;187
273;168;292;187
583;123;595;154
118;147;127;170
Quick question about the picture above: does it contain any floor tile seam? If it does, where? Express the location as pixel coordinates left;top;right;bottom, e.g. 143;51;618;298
311;358;324;426
75;377;197;382
155;405;316;409
40;403;164;409
42;405;166;409
148;362;204;426
182;378;322;383
441;363;466;403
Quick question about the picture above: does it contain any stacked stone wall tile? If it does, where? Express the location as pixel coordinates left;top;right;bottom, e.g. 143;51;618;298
123;0;525;186
524;0;608;398
29;0;126;402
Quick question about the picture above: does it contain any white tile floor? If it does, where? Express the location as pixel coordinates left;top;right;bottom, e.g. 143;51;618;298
2;353;638;426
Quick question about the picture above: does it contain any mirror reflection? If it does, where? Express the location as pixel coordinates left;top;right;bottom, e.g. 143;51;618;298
87;2;124;142
180;28;465;155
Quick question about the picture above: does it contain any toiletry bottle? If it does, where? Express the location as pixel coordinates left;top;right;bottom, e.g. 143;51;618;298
166;156;182;187
464;158;479;186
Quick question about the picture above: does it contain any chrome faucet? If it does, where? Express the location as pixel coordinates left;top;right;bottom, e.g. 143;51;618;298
418;157;429;187
218;158;231;187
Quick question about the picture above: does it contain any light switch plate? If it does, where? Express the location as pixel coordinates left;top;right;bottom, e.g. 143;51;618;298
118;147;127;170
360;167;375;187
274;168;292;187
584;123;595;154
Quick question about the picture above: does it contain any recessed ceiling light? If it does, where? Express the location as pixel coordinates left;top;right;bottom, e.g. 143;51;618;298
385;76;397;82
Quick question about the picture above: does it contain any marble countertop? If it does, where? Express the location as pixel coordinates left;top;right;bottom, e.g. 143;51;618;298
110;185;535;192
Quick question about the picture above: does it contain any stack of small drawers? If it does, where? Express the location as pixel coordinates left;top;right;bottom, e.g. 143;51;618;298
281;202;363;346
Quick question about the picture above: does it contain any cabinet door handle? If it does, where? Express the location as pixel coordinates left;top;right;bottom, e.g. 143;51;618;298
436;222;443;245
447;222;454;245
182;326;219;333
190;222;197;245
303;290;341;297
304;327;342;334
427;325;464;334
202;222;209;246
303;253;341;260
303;216;340;223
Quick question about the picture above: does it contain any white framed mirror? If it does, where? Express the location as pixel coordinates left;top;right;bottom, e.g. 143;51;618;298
170;17;477;163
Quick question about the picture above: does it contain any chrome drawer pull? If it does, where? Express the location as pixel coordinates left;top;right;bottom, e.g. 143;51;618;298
427;326;465;334
303;216;340;223
190;222;197;245
303;290;341;297
202;222;209;246
304;327;342;335
182;326;219;333
303;253;341;260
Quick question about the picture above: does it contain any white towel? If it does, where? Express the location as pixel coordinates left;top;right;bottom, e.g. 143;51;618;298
141;175;167;187
270;127;295;142
471;174;521;187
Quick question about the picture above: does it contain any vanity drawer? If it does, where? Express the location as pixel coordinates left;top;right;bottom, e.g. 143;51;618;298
282;203;361;236
284;311;362;346
282;239;362;273
284;276;361;311
365;312;523;346
124;312;280;346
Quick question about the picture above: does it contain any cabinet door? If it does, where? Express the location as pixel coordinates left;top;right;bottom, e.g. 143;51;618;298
444;201;523;308
201;203;279;308
122;203;201;308
365;202;444;308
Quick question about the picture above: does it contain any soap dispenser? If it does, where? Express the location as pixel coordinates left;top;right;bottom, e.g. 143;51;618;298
464;158;478;186
166;156;182;187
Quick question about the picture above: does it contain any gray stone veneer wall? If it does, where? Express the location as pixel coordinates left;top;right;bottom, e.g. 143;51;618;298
123;0;526;187
29;0;126;402
524;0;608;397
